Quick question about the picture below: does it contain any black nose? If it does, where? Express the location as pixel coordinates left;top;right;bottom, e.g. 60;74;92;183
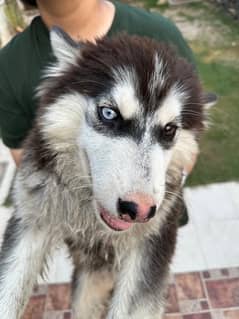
118;198;157;222
118;198;138;220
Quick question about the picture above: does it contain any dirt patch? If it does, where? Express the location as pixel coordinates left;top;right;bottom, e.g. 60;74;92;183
151;5;231;45
149;2;239;64
127;1;238;50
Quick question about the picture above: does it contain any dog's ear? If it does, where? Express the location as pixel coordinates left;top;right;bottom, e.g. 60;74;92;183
50;26;82;63
202;92;218;109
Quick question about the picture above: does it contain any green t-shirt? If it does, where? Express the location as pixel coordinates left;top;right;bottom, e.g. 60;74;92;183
0;0;195;149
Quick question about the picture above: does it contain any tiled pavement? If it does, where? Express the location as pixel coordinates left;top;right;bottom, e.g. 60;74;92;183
23;267;239;319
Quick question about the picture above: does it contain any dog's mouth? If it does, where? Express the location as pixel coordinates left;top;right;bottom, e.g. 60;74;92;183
99;207;133;232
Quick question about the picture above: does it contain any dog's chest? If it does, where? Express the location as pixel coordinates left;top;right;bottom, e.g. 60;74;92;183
66;235;118;272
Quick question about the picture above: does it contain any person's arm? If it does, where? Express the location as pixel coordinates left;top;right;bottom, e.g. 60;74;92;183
9;149;23;167
0;70;29;164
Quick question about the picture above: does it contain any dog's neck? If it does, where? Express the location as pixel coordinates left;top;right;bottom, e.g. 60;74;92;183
38;0;115;42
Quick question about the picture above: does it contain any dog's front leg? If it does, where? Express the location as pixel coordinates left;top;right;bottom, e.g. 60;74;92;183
72;268;114;319
0;215;50;319
107;244;168;319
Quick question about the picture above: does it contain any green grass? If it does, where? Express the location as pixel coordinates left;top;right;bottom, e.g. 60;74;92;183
187;54;239;186
183;3;239;186
142;0;158;9
132;0;169;12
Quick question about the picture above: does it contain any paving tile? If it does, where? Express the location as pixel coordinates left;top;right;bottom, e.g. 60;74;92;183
23;295;46;319
166;283;180;313
171;223;206;273
24;267;239;319
179;299;202;314
223;182;239;216
200;300;209;310
202;271;210;279
224;309;239;319
164;315;183;319
184;184;239;223
205;278;239;308
228;267;239;278
184;314;212;319
196;220;239;269
44;311;64;319
221;268;230;277
175;273;205;301
38;245;73;285
32;284;48;296
210;310;224;319
203;267;239;280
169;273;176;284
204;269;228;280
63;311;72;319
45;283;71;311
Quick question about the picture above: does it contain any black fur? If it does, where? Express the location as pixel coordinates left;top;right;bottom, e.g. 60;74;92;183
87;111;145;142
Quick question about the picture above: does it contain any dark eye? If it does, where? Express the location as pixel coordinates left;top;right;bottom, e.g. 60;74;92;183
98;107;118;121
163;123;178;140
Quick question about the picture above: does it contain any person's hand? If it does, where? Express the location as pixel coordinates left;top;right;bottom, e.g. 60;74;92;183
10;149;22;167
181;153;198;185
184;153;198;175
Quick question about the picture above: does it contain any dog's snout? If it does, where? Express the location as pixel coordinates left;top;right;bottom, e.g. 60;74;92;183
118;193;157;223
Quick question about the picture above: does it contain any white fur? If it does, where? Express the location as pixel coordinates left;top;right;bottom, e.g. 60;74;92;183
149;53;165;94
0;229;50;319
107;248;142;319
156;85;185;126
40;93;87;151
73;270;114;319
112;68;139;119
171;129;199;169
50;28;79;66
79;119;167;217
34;28;80;88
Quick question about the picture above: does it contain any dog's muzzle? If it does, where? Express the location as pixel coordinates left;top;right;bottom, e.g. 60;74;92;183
99;193;157;231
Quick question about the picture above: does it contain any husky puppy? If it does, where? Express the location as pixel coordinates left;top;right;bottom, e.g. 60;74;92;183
0;29;211;319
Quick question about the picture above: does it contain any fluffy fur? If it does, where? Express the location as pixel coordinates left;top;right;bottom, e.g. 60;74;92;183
0;29;212;319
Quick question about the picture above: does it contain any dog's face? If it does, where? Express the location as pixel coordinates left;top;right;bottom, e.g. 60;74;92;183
38;28;211;232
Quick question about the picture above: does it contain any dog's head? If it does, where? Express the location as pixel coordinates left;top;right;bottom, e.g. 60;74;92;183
36;28;215;232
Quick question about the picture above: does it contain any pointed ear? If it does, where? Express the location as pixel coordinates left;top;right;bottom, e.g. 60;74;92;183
202;92;218;109
50;26;81;63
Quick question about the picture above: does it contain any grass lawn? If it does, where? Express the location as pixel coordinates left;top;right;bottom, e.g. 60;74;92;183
182;3;239;186
187;55;239;186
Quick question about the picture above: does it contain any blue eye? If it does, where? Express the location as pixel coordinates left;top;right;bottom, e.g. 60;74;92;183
100;107;118;121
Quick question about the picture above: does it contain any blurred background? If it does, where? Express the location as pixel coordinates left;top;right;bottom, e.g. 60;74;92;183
0;1;239;318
